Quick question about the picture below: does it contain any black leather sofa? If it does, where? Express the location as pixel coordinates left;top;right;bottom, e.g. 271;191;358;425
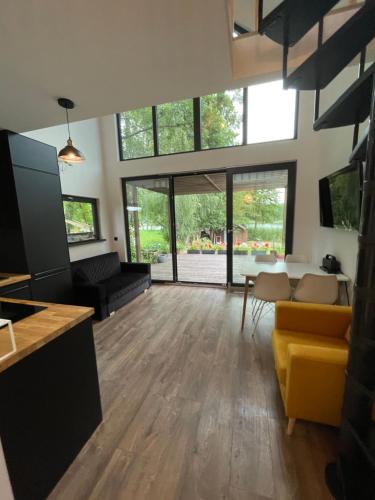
71;252;151;320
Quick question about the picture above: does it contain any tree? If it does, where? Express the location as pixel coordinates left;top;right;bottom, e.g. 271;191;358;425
233;189;283;229
175;195;200;244
201;90;242;149
119;107;154;159
63;200;94;234
195;193;226;234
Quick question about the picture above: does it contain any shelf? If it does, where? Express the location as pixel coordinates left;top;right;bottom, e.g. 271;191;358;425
259;0;339;47
350;128;369;162
314;64;375;130
285;2;375;90
68;238;107;247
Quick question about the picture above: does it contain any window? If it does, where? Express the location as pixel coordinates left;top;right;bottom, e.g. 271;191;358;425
63;195;100;244
201;89;243;149
157;99;194;155
117;79;298;160
247;80;297;144
118;107;154;160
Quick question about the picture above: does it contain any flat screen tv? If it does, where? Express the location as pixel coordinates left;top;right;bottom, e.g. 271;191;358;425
319;164;362;231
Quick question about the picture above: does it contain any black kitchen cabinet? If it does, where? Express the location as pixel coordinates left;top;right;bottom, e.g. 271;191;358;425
31;269;72;304
0;318;102;500
13;166;70;274
0;131;72;303
0;282;31;300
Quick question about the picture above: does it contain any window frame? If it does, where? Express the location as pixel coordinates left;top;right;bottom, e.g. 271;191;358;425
116;84;299;162
62;194;102;246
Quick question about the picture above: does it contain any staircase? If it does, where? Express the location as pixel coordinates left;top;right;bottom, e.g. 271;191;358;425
258;1;375;499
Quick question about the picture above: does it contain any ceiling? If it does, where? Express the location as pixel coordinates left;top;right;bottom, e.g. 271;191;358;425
0;0;252;133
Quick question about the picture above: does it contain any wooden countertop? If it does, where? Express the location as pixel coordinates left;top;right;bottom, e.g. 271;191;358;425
0;298;94;373
0;273;31;288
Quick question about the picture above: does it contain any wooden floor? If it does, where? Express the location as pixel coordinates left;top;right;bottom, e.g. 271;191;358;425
49;285;336;500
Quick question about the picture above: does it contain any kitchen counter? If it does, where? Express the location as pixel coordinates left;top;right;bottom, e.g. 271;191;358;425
0;297;101;500
0;273;31;288
0;297;94;373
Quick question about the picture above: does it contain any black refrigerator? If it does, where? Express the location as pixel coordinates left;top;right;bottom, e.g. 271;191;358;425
0;131;73;303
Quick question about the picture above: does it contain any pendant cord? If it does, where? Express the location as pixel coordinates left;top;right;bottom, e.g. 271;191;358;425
66;108;71;139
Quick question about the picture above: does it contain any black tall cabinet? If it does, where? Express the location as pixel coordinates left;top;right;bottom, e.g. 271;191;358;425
0;130;72;303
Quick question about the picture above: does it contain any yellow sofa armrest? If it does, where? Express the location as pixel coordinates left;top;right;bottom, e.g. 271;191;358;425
285;344;348;427
275;301;352;339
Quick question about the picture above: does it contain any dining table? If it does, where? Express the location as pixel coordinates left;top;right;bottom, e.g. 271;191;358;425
240;261;350;330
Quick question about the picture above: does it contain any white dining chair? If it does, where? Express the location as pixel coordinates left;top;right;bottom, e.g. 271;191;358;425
293;273;338;304
255;254;277;263
251;272;291;336
285;254;309;264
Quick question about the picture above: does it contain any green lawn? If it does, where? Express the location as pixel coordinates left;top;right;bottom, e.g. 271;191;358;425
140;229;166;246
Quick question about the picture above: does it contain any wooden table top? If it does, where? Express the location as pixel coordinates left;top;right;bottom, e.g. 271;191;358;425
0;298;94;373
0;273;31;288
241;262;350;282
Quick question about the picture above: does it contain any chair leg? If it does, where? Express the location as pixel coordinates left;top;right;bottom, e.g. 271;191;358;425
252;301;266;337
252;299;263;320
287;418;296;436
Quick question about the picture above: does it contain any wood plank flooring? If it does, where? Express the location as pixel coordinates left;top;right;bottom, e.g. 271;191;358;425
48;285;336;500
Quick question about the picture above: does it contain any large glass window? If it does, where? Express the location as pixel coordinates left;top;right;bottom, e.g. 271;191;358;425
118;107;154;160
157;99;194;155
201;89;243;149
247;80;297;144
117;80;297;160
63;195;100;244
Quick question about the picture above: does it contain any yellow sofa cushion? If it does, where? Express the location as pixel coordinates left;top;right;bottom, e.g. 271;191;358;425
275;301;352;339
272;329;347;386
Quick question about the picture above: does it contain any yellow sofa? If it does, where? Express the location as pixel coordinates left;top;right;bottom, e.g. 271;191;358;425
272;301;352;435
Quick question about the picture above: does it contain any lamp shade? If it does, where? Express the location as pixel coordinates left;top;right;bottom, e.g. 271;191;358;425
58;138;85;163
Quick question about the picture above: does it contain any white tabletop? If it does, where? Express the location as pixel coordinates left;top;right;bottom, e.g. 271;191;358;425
241;262;349;282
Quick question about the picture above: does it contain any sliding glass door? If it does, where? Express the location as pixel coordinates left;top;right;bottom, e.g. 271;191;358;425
123;163;296;285
229;164;296;285
124;177;173;281
174;173;227;284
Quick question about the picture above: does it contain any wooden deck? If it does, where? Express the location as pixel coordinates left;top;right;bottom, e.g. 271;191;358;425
49;285;337;500
150;253;254;284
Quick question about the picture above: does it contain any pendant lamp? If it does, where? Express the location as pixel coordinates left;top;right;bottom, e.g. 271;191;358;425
57;98;85;164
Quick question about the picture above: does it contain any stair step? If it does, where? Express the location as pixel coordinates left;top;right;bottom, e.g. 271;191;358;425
350;128;369;162
285;2;375;90
259;0;340;47
314;63;375;130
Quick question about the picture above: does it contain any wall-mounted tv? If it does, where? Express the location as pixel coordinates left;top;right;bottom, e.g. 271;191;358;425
319;164;362;231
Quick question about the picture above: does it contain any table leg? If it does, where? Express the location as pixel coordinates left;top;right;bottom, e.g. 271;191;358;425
241;276;250;330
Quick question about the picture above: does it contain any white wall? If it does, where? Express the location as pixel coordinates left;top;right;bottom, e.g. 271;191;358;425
99;67;361;292
24;118;113;261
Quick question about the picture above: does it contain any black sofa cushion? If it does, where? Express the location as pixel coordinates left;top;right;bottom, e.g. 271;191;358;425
100;272;150;302
71;252;121;284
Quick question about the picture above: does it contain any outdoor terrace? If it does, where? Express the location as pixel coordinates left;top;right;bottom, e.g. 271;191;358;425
149;253;282;284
